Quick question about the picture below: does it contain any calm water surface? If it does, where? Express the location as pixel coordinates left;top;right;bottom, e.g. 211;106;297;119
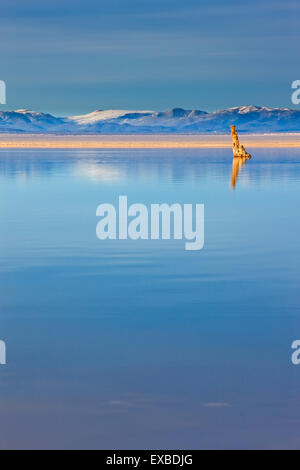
0;148;300;449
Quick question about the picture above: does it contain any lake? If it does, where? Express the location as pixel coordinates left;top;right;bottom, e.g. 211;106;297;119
0;147;300;449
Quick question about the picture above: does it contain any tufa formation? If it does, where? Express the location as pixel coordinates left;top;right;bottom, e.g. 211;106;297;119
230;125;251;159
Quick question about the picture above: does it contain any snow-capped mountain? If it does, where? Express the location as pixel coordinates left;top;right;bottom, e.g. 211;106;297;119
68;109;154;125
0;106;300;134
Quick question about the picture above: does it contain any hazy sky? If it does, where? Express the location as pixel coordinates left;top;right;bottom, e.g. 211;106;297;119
1;0;299;115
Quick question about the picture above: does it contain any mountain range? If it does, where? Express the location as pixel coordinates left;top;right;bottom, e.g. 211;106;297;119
0;106;300;134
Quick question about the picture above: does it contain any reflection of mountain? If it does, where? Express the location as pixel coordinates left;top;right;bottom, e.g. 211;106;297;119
2;149;300;187
0;153;66;180
74;162;124;182
1;106;300;134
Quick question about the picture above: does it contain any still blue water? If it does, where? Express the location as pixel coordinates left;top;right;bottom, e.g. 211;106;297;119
0;148;300;449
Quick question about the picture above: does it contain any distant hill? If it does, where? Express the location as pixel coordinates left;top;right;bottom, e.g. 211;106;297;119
0;106;300;134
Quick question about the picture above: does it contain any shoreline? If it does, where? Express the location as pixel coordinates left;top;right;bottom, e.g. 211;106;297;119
1;133;300;149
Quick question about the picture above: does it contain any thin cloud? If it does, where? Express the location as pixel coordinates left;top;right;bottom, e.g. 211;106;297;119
203;402;231;408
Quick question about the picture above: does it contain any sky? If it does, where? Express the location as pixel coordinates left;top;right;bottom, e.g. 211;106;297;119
0;0;299;115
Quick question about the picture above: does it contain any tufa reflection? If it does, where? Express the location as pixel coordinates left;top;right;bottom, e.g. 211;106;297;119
230;125;252;189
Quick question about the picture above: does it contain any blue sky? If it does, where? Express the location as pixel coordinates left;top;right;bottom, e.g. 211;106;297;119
0;0;299;115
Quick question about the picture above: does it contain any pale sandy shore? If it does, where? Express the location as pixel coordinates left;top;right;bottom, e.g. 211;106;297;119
1;133;300;149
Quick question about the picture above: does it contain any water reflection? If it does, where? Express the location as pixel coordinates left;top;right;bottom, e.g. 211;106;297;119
231;156;251;189
74;161;124;182
2;149;300;188
1;147;300;449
